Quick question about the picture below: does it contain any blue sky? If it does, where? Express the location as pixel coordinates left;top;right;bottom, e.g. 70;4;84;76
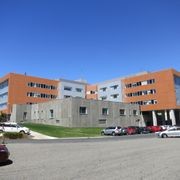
0;0;180;83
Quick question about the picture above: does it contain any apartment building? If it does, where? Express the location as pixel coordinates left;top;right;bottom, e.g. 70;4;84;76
97;78;122;102
58;79;87;99
1;68;180;126
86;78;122;102
122;69;180;126
0;73;59;117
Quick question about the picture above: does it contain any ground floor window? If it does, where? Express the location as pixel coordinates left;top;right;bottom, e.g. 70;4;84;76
79;107;87;115
98;119;106;124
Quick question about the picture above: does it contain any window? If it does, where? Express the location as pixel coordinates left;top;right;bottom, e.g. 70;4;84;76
141;81;147;86
76;88;82;92
79;107;87;115
100;87;107;92
111;85;118;90
125;84;132;88
64;86;72;91
98;119;106;124
152;100;157;104
147;79;155;84
90;91;96;94
0;102;7;110
142;90;148;95
0;80;8;89
120;109;125;116
101;96;107;100
64;95;71;98
151;89;156;94
102;108;109;115
23;112;27;120
133;110;138;116
111;94;119;99
132;82;137;87
49;109;54;119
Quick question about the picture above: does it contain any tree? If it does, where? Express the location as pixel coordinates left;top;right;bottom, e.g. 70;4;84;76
0;112;7;122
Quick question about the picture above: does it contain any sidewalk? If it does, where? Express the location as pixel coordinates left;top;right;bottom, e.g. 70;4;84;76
29;131;58;140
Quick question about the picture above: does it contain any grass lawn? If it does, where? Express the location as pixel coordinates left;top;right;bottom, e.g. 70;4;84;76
23;123;103;138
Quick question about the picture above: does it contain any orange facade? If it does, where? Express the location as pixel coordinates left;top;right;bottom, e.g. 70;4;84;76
0;73;59;114
122;69;180;111
85;85;98;100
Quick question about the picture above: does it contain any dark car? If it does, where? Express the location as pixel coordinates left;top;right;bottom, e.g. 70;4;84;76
0;144;10;163
120;127;128;135
139;127;151;134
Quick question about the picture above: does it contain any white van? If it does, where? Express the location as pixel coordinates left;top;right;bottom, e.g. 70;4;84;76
0;122;30;134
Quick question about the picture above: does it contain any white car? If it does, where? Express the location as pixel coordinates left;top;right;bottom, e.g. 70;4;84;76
158;126;180;138
0;122;30;134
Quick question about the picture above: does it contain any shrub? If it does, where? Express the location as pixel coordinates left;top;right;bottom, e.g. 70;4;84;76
4;132;23;139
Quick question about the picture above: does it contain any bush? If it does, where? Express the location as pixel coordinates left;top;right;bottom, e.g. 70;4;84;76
3;132;23;139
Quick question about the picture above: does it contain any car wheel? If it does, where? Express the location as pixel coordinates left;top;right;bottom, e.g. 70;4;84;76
20;130;25;134
101;132;104;136
161;134;168;138
112;132;116;136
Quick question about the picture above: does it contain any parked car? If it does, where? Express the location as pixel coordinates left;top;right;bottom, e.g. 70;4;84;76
138;127;151;134
126;126;138;135
0;144;10;163
157;126;180;138
0;122;30;135
120;127;128;135
147;126;162;133
101;126;121;136
161;125;172;131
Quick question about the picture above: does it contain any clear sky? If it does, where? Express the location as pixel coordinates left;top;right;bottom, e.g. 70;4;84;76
0;0;180;83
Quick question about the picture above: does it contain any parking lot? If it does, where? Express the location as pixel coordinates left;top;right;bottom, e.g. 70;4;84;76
0;135;180;180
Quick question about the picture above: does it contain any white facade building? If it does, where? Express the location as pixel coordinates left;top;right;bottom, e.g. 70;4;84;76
58;79;87;99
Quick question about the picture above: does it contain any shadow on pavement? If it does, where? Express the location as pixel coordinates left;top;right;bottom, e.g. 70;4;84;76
0;159;13;167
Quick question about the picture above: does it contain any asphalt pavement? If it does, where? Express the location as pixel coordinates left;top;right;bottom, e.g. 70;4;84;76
1;134;180;180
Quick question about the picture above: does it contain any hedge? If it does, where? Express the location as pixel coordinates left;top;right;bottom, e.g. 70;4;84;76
3;132;23;139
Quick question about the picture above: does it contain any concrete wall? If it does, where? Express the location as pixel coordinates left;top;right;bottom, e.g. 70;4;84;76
71;98;141;127
11;98;143;127
10;104;31;122
30;99;72;126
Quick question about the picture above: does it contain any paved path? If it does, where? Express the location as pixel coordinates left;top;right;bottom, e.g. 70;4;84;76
29;131;58;139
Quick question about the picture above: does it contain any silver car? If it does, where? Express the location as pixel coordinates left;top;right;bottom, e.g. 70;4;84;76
101;126;121;136
158;126;180;138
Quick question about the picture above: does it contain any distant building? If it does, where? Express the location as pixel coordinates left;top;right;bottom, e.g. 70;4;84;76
97;78;122;102
58;79;87;99
0;73;58;117
122;69;180;126
1;68;180;126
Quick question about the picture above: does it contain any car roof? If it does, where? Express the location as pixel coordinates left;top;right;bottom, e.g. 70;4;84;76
1;122;17;125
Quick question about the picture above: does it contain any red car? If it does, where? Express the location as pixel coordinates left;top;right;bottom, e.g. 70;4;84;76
147;126;162;133
0;144;10;163
127;126;137;135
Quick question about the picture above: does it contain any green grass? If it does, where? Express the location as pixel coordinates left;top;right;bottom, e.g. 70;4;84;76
23;123;103;138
